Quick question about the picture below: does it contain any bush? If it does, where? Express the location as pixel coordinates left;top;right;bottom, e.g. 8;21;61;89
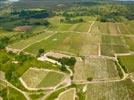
37;49;45;57
87;77;93;81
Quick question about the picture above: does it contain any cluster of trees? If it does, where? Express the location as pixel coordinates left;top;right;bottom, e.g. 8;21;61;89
0;37;9;49
58;57;76;71
62;3;134;22
46;53;76;72
60;17;84;23
11;10;51;19
0;9;51;31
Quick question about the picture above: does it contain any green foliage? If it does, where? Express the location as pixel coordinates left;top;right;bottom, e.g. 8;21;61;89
63;4;134;22
11;10;50;19
15;53;32;64
0;50;60;91
115;62;124;78
87;77;93;81
58;57;76;66
0;37;9;49
37;48;45;57
60;17;84;23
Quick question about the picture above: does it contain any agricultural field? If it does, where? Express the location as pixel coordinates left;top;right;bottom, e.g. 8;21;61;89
100;35;130;56
8;31;53;50
0;0;134;100
20;68;66;90
86;79;134;100
23;31;86;55
0;80;27;100
118;55;134;73
57;88;76;100
73;57;120;82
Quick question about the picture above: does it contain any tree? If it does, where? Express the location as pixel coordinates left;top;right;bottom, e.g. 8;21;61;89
0;37;9;49
37;49;45;57
87;77;93;81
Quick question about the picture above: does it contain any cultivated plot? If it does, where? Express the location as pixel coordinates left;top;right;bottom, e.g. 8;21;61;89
118;55;134;73
24;32;86;55
101;35;129;56
73;57;120;82
8;31;53;50
20;68;66;90
57;88;76;100
124;37;134;52
86;79;134;100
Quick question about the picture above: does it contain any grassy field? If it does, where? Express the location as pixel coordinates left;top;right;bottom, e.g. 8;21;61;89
21;68;65;89
86;79;134;100
73;57;120;82
118;55;134;73
57;88;75;100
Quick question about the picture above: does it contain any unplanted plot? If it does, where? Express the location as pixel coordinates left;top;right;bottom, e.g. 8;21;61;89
86;80;133;100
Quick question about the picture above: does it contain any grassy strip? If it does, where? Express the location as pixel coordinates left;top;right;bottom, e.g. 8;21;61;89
115;62;124;78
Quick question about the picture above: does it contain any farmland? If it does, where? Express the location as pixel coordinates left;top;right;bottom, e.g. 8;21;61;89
73;57;120;82
118;55;134;73
86;79;134;100
20;68;66;90
57;88;76;100
0;0;134;100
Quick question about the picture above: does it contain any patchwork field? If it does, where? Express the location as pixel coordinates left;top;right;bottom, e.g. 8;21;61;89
20;68;66;89
6;17;133;58
73;57;120;82
86;79;134;100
